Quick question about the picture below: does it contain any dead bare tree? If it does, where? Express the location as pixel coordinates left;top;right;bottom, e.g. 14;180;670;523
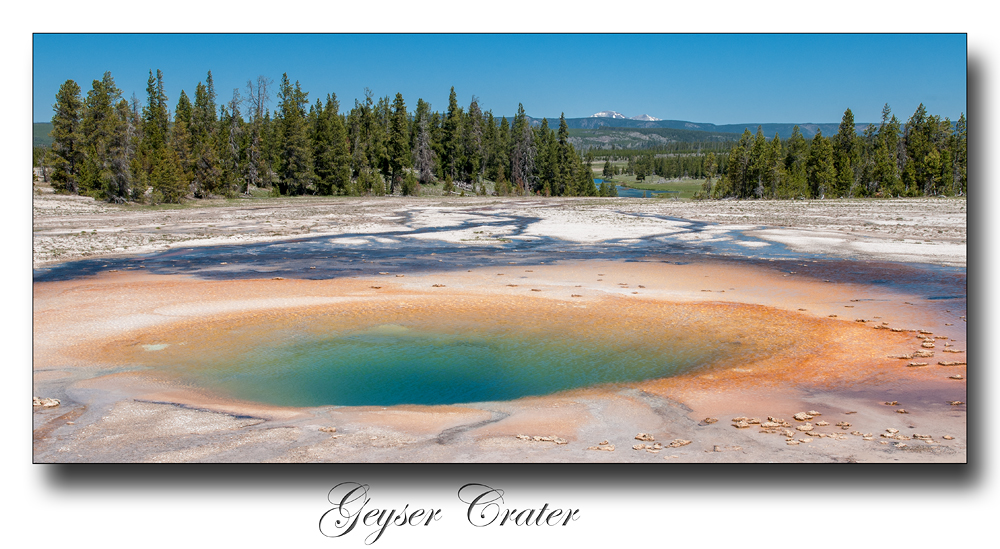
512;121;535;195
414;112;435;184
245;76;272;192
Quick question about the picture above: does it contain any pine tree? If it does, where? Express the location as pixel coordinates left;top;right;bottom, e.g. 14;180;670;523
806;130;836;198
138;69;186;202
312;97;334;195
495;116;511;184
833;108;859;197
748;127;767;198
765;133;784;198
511;104;535;195
149;147;186;203
783;126;808;198
172;90;194;185
481;111;496;183
555;113;574;195
387;92;411;194
50;79;84;194
401;170;420;196
723;129;752;198
902;103;931;196
276;73;316;195
443;87;461;179
79;72;122;197
463;96;484;183
856;123;878;197
953;113;967;195
141;70;170;151
872;105;902;196
191;73;221;196
534;118;557;195
220;88;244;197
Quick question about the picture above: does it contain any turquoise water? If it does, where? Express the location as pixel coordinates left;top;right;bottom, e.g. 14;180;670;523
161;323;727;407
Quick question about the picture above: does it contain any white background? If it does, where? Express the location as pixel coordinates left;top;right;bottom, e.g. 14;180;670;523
6;3;993;548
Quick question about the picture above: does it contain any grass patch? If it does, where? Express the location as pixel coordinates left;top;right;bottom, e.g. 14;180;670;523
609;175;706;199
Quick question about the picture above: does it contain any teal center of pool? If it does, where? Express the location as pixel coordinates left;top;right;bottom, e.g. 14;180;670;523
157;322;730;407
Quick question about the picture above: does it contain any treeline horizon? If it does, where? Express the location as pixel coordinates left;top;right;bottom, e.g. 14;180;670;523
41;69;616;203
39;69;966;203
701;104;967;199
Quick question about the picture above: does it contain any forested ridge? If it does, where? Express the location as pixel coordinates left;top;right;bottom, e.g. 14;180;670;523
37;69;966;203
39;70;615;203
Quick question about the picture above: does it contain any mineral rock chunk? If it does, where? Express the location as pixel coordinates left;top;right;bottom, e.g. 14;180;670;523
319;427;337;433
635;433;655;441
667;439;692;448
32;397;60;407
587;440;615;451
796;423;814;432
703;418;719;424
793;412;814;421
938;361;966;366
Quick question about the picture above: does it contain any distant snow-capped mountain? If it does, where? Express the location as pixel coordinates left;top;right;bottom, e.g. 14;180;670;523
591;111;661;121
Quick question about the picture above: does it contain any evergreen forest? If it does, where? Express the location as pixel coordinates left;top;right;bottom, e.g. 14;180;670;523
38;69;966;203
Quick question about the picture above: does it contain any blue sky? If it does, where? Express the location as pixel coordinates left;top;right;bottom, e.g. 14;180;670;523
33;33;967;125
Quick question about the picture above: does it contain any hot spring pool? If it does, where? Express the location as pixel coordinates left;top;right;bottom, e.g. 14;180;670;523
116;297;811;407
